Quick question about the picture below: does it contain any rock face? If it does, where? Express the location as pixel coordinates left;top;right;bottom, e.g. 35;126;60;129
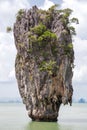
14;6;74;121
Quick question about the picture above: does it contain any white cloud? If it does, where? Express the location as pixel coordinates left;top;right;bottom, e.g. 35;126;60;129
0;32;16;81
73;37;87;84
0;0;30;31
0;0;30;82
8;68;15;80
39;0;54;10
62;0;87;39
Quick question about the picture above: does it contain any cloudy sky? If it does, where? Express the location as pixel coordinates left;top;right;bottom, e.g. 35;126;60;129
0;0;87;100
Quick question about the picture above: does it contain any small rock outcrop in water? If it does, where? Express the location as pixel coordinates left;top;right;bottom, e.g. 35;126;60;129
14;5;77;121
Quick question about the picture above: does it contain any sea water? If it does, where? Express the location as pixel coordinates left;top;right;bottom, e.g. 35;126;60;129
0;103;87;130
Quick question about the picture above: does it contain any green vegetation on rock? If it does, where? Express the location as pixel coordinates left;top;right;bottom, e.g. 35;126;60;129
70;17;79;24
6;26;12;33
30;23;46;36
68;26;76;35
64;43;73;56
39;60;56;75
63;8;73;18
28;23;57;47
16;9;24;21
48;4;59;12
60;8;78;36
28;23;58;75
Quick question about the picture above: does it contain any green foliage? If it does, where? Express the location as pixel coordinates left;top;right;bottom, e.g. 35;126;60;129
27;48;32;53
40;4;59;26
18;43;24;48
45;14;52;24
6;27;12;33
67;43;73;49
42;52;50;59
64;43;73;55
30;23;46;36
18;9;24;15
37;5;78;37
70;17;79;24
68;26;76;35
60;8;78;36
16;9;24;21
48;4;59;12
37;36;43;43
29;23;57;48
60;9;73;26
29;35;37;44
39;60;56;75
27;5;77;62
38;4;59;20
61;17;69;26
51;44;57;56
63;8;73;17
38;30;57;43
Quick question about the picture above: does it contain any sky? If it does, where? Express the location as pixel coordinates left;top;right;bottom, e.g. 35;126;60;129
0;0;87;101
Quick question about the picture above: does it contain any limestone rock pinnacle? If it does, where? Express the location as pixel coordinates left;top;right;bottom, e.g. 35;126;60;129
14;5;74;121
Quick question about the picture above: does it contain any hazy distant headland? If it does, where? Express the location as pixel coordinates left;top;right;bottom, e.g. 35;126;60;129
0;98;22;103
0;97;86;103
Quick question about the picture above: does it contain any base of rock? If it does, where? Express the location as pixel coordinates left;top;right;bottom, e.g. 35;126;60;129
28;111;58;122
31;116;58;122
32;118;58;122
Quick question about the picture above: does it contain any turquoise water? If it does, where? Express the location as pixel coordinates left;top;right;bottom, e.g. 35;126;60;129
0;103;87;130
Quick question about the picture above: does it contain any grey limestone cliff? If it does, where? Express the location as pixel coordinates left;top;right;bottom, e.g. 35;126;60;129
14;5;75;121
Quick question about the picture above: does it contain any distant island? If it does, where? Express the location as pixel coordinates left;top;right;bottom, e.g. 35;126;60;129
72;98;87;103
78;98;86;103
0;98;22;103
0;97;87;103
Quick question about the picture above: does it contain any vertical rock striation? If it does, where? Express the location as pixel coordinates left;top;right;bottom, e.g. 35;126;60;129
14;5;74;121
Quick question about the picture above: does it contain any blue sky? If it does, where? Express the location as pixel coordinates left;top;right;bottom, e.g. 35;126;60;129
0;0;87;100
